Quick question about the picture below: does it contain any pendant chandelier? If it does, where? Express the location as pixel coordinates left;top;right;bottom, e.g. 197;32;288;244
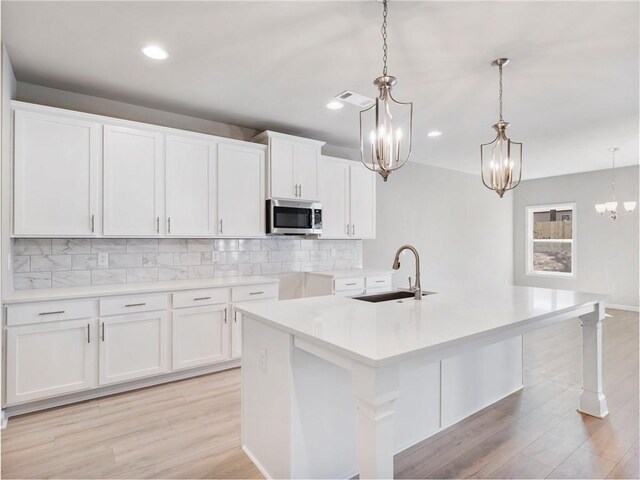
480;58;523;198
595;148;636;220
359;0;413;182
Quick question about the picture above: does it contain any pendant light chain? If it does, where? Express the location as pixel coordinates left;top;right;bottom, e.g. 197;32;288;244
611;149;617;201
381;0;388;76
498;63;504;122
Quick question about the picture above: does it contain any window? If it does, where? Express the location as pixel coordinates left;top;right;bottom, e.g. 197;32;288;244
526;203;576;277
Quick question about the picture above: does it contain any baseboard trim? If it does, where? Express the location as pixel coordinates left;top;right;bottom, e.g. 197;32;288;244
242;445;273;480
3;359;241;419
606;303;639;313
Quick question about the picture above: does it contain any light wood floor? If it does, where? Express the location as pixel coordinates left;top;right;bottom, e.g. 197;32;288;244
2;309;638;479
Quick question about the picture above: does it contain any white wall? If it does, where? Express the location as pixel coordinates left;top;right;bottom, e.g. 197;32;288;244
363;162;514;291
513;166;639;309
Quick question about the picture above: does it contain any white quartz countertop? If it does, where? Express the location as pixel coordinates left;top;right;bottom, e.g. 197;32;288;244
237;286;607;366
305;269;395;278
3;276;280;304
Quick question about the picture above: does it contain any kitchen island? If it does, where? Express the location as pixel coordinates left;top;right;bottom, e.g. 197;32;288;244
237;286;608;479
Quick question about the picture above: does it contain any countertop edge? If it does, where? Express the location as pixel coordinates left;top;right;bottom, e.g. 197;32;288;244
4;276;281;304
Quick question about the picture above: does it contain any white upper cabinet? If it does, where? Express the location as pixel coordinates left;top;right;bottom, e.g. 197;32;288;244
253;131;324;201
349;162;376;239
319;157;350;239
319;156;376;239
165;135;216;237
103;125;164;236
217;142;266;237
13;109;100;237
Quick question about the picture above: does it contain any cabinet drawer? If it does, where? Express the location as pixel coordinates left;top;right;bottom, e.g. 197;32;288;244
7;300;94;326
334;277;365;292
366;275;392;289
99;294;168;316
232;283;278;303
173;288;230;309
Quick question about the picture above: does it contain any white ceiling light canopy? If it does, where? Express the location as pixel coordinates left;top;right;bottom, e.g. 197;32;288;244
142;45;169;60
326;100;344;110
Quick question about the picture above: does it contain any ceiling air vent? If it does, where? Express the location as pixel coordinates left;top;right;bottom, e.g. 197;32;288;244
335;90;375;108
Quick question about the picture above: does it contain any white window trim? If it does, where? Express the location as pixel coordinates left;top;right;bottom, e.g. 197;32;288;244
525;203;577;278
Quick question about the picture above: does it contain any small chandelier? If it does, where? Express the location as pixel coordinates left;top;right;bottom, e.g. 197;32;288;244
595;148;636;220
481;58;523;198
359;0;413;182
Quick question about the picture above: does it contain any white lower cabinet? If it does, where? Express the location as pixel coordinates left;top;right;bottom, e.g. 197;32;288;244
231;307;243;359
6;319;97;404
172;304;230;370
99;311;170;385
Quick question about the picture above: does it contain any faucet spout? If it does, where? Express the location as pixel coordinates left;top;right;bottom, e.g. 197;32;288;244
391;245;421;300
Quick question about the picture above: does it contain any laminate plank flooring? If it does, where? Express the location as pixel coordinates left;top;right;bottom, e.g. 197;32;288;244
2;309;638;479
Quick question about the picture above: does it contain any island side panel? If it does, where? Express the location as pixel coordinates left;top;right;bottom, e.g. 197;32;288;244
441;335;524;427
242;315;294;479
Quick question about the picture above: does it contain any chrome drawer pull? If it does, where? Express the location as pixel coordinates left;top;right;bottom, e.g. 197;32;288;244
125;302;147;307
346;283;357;286
194;296;211;301
39;310;65;316
375;280;386;283
87;323;91;343
249;291;264;295
101;323;105;342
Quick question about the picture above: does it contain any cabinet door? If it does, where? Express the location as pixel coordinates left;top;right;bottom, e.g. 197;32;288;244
217;143;265;237
173;304;230;370
99;311;169;385
14;110;100;236
319;159;350;238
231;307;242;359
349;164;376;239
295;143;320;200
269;138;296;199
103;125;163;236
166;135;216;237
6;319;97;404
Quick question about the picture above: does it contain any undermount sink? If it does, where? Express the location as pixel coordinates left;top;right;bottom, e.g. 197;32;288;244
352;290;435;303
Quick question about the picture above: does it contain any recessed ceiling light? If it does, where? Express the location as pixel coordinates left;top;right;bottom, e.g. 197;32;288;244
427;130;442;137
142;45;169;60
326;100;344;110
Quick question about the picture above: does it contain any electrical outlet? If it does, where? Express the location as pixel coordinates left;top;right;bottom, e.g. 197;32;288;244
259;348;268;371
97;252;109;267
212;251;220;263
330;248;337;259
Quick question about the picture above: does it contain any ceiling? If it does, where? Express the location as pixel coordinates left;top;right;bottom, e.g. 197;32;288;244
3;1;639;179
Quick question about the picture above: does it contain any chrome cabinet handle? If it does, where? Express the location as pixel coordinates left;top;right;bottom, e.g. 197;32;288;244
234;310;237;323
346;282;357;286
375;280;386;283
351;224;355;236
39;310;64;316
224;307;227;324
249;291;264;296
156;217;160;234
294;184;298;197
194;296;211;301
346;224;350;235
167;217;171;234
91;214;95;233
300;184;303;197
87;323;91;343
101;323;105;342
219;219;223;235
125;302;146;307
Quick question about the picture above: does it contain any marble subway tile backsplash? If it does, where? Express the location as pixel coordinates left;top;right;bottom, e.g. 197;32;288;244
13;238;363;289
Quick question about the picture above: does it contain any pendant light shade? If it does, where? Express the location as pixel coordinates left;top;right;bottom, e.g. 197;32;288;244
480;58;523;198
595;147;637;220
359;0;413;182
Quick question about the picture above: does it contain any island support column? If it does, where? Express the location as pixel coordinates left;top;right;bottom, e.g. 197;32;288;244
352;362;399;479
578;302;609;418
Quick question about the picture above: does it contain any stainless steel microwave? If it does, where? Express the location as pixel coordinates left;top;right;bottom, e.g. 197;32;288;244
266;199;322;235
